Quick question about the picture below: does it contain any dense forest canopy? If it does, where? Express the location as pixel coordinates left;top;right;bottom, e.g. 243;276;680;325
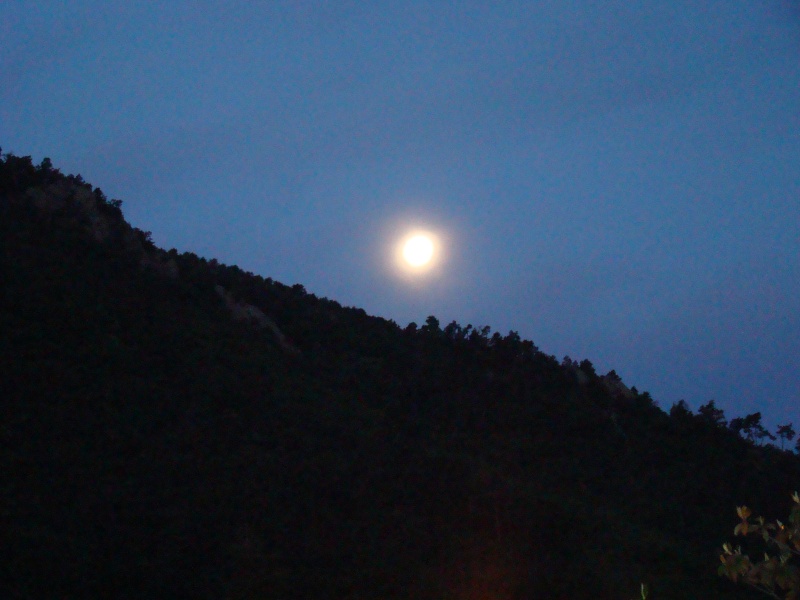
2;150;798;598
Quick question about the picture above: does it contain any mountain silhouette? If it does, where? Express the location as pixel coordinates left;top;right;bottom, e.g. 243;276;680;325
2;151;796;598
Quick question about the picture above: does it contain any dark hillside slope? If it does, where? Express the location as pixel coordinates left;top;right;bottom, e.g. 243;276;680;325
2;152;798;598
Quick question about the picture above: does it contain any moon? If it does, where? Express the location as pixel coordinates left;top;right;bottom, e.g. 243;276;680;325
394;229;441;276
402;234;435;267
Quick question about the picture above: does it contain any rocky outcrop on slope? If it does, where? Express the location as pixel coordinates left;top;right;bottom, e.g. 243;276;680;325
214;285;299;355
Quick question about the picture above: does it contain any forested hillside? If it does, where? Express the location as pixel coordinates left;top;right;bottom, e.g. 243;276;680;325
2;151;798;598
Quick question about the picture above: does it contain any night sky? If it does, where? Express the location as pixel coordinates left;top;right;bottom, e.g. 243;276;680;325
3;1;799;431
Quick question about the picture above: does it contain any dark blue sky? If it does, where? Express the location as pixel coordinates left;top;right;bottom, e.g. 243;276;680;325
3;1;799;431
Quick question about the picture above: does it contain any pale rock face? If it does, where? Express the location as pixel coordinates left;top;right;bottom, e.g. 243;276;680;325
162;258;179;279
72;187;111;242
18;178;299;354
139;254;180;279
600;375;635;400
25;182;69;211
19;178;182;279
22;181;110;241
214;285;299;355
573;366;589;386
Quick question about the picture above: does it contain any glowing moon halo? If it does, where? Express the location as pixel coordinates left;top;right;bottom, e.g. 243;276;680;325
392;228;442;279
402;234;434;267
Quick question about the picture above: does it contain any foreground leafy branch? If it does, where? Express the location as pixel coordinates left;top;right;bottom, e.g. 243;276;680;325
719;492;800;599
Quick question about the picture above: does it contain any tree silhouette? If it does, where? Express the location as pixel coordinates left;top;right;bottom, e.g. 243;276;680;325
698;400;727;428
777;424;796;451
731;412;776;444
